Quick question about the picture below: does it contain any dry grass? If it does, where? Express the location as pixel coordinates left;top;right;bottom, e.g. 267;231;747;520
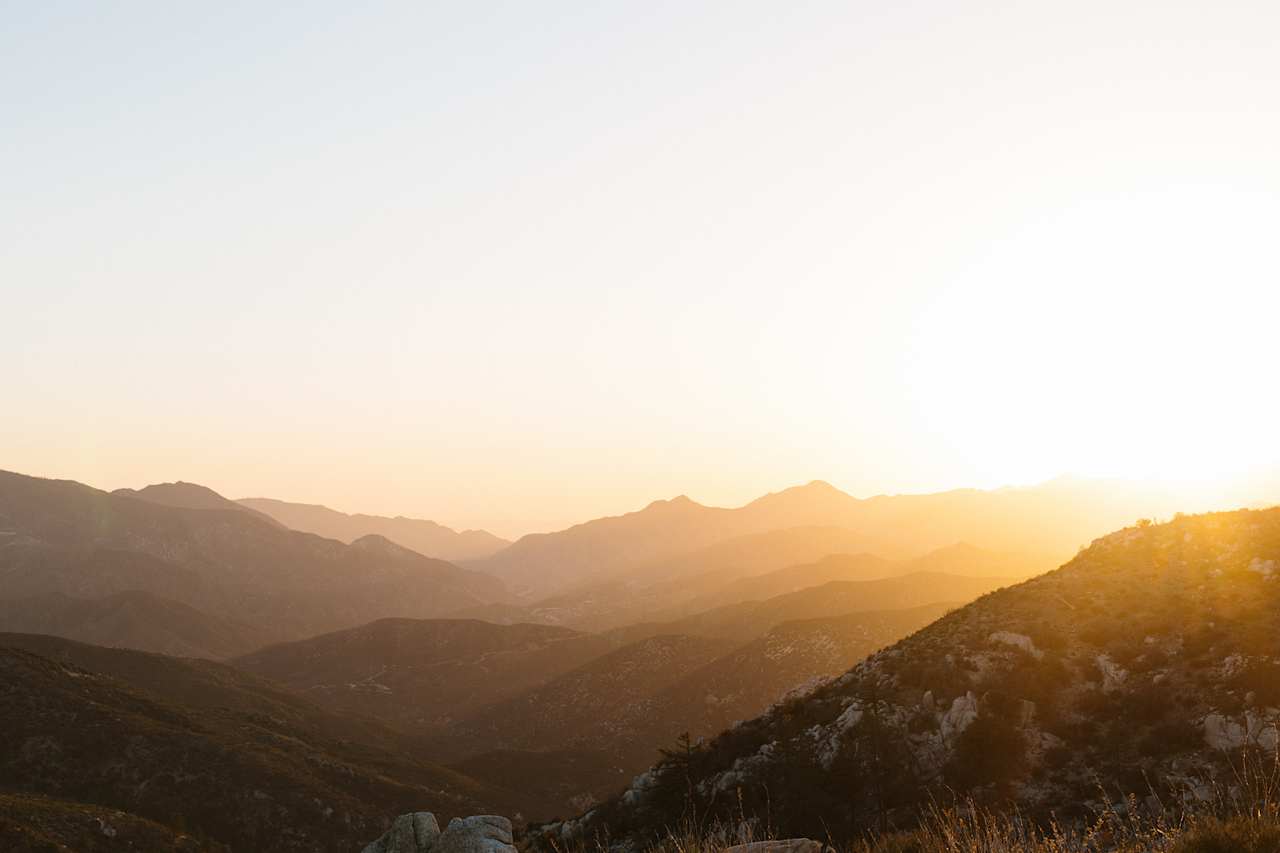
541;753;1280;853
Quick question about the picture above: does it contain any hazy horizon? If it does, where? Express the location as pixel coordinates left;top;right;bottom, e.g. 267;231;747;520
5;2;1280;535
9;464;1278;541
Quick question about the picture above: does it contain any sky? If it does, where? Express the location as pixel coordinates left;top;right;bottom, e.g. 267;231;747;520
3;1;1279;537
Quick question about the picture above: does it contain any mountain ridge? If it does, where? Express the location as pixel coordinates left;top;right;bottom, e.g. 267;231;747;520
237;497;509;561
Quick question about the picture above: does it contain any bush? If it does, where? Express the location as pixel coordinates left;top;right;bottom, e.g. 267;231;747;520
944;712;1027;791
1171;815;1280;852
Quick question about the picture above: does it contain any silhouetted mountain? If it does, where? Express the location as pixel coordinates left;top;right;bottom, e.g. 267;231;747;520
549;508;1280;849
0;591;272;659
233;619;622;737
606;571;1009;644
0;470;511;641
113;482;281;526
481;541;1034;632
0;634;549;853
474;479;1179;597
237;497;509;561
683;544;1033;614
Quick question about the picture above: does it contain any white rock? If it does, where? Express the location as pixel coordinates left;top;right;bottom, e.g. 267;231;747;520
1204;712;1280;752
724;840;828;853
941;692;978;743
437;816;515;853
361;812;441;853
1095;654;1128;693
988;632;1044;659
1248;557;1277;579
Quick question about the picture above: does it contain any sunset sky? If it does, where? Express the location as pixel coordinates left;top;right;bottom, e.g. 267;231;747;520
4;2;1279;536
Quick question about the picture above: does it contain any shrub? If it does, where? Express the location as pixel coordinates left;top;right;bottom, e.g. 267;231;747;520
944;712;1027;791
1171;815;1280;852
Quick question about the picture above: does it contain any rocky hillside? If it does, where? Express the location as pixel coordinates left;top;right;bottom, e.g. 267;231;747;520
0;470;511;642
627;603;956;746
547;508;1280;849
0;634;552;852
238;497;509;561
0;590;274;659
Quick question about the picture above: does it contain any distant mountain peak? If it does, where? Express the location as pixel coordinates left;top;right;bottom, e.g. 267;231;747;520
642;494;700;512
114;481;279;524
745;479;857;511
350;533;414;556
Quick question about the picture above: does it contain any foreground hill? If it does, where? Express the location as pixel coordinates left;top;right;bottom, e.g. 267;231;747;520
238;497;509;561
0;634;548;852
474;478;1181;597
0;470;510;641
0;591;274;659
0;792;223;853
549;507;1280;849
233;619;622;736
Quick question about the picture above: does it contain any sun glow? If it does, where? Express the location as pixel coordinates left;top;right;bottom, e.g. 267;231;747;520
908;182;1280;492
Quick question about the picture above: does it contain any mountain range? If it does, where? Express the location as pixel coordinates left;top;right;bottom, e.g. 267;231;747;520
0;470;511;643
469;478;1187;598
237;497;510;561
546;507;1280;848
4;465;1259;850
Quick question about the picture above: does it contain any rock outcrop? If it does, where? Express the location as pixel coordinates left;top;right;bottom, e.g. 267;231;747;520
724;841;829;853
362;814;515;853
361;813;439;853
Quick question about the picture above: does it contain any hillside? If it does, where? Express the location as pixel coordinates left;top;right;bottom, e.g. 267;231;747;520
0;792;224;853
0;590;274;659
547;508;1280;849
606;571;1009;644
238;497;509;561
459;604;954;796
233;618;622;735
458;541;1037;632
458;634;738;769
629;603;957;744
0;470;510;641
0;634;552;851
692;543;1033;613
473;478;1183;597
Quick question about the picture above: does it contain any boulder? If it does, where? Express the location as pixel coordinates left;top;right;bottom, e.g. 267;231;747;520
988;632;1044;659
1204;712;1280;752
361;812;440;853
941;692;978;743
436;815;515;853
